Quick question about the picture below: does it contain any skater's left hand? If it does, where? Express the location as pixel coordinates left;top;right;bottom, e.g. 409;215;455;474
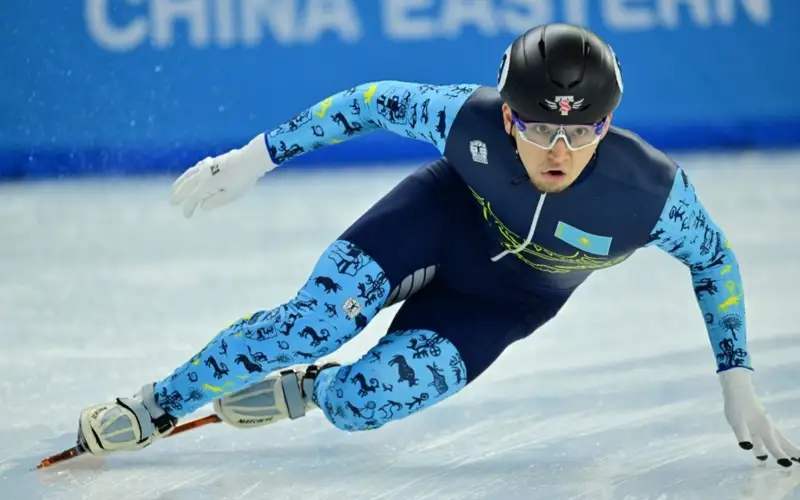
171;133;276;218
719;367;800;467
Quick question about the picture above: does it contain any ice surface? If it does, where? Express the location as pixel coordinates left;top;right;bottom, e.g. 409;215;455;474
1;151;800;500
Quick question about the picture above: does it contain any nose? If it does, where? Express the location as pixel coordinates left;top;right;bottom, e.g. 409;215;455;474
548;138;570;161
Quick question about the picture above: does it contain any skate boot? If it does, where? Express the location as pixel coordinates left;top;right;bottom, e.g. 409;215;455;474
213;362;339;429
77;383;177;455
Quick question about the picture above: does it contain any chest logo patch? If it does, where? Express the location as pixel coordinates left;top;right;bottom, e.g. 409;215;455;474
555;221;612;256
469;140;488;164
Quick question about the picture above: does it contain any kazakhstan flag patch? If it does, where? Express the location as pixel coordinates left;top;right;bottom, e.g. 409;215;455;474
554;221;612;256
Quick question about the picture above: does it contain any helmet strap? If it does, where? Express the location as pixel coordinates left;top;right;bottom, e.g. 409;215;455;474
505;123;521;160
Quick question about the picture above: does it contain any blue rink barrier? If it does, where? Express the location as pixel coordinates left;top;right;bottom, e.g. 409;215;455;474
2;1;799;179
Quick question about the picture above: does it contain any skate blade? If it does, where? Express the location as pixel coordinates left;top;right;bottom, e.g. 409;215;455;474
34;414;223;470
34;444;86;470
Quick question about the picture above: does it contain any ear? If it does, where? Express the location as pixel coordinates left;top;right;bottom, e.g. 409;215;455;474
599;113;613;139
502;103;513;134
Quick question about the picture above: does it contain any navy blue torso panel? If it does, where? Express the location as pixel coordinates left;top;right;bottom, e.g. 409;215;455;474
443;87;678;292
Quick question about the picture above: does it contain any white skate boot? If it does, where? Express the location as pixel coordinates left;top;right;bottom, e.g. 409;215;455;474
213;362;339;429
77;383;177;455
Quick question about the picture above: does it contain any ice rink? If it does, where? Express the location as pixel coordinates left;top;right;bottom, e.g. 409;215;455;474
1;151;800;500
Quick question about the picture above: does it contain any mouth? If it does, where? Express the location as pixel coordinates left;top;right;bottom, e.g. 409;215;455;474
542;168;566;179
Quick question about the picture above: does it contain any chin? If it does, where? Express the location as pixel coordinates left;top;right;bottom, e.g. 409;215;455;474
532;176;574;193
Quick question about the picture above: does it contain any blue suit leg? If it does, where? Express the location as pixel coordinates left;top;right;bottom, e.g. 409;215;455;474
152;239;390;418
308;281;560;431
312;329;467;431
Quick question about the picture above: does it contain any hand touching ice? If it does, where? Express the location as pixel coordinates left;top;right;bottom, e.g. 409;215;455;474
719;367;800;467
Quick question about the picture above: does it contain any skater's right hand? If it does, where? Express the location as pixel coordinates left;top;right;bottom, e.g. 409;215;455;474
171;133;276;218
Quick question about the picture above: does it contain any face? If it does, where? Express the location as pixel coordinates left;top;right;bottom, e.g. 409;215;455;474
502;104;610;193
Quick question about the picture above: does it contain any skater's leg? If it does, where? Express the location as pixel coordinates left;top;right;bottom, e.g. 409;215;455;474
76;239;389;456
312;329;467;431
152;239;390;418
209;328;466;432
388;282;568;383
153;160;462;419
76;160;464;455
311;282;568;431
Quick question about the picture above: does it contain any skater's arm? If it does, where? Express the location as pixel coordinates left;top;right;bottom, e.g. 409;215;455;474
645;168;751;372
264;81;480;165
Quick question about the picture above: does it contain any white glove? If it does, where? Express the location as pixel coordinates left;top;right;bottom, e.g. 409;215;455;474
170;133;276;218
719;367;800;467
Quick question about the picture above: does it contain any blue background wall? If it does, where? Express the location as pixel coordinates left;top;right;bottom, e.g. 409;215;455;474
2;0;799;179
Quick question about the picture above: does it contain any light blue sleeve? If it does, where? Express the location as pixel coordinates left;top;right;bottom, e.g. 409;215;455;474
263;81;480;165
645;168;751;373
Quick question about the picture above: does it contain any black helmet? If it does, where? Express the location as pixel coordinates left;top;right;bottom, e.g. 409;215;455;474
497;23;623;125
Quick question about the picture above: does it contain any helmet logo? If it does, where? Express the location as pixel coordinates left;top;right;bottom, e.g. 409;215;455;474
608;45;624;93
497;45;512;92
545;96;584;116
